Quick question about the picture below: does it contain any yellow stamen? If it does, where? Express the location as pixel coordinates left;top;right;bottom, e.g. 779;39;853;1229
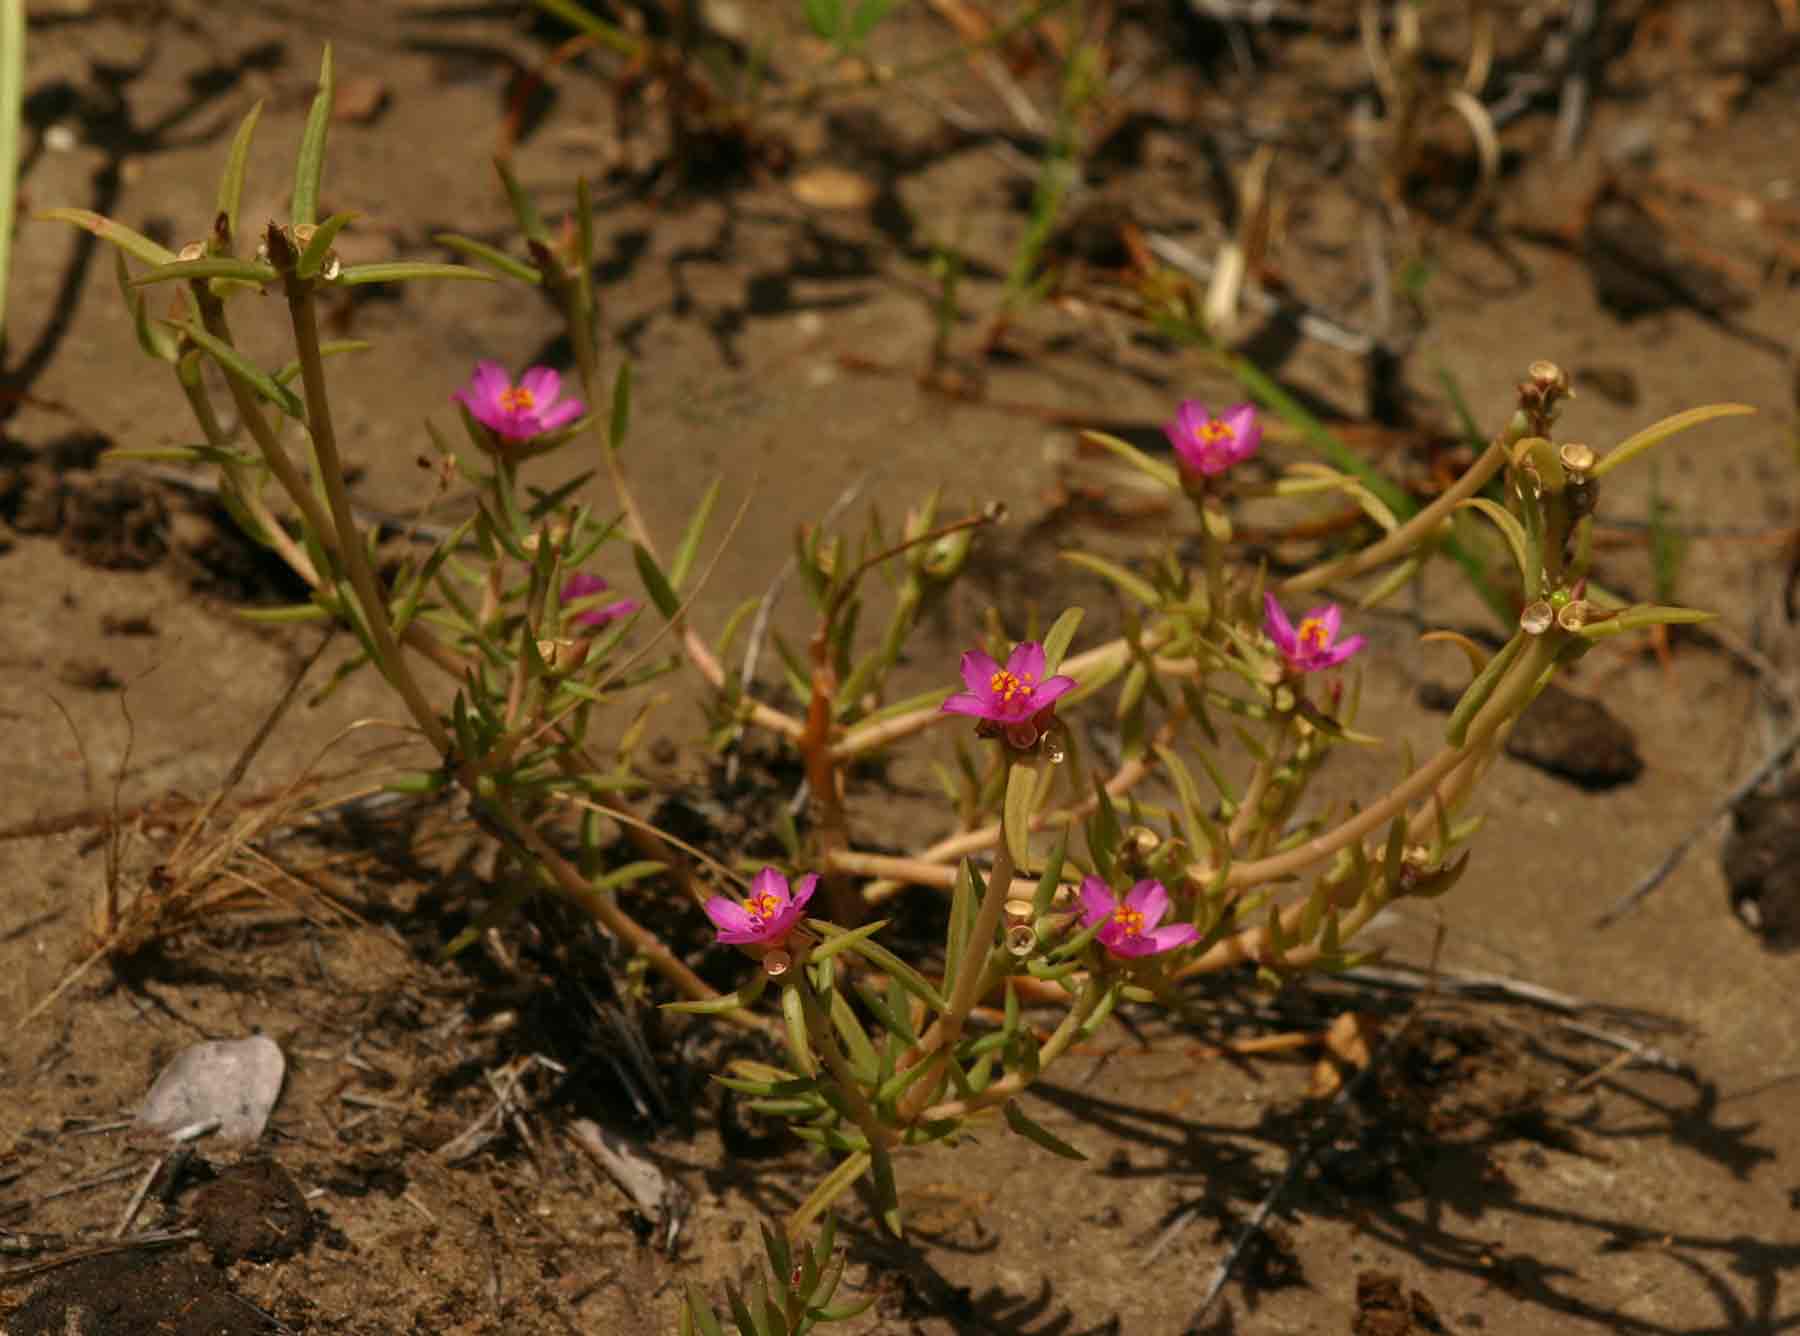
500;385;536;413
1196;419;1234;446
988;668;1036;706
746;891;781;923
1114;907;1145;938
1298;618;1331;653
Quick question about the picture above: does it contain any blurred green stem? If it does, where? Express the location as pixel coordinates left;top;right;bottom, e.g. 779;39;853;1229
0;0;20;347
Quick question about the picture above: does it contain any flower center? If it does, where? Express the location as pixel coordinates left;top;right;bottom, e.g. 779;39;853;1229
500;385;536;413
1114;906;1145;938
988;668;1036;706
745;891;781;924
1195;419;1234;446
1297;618;1331;653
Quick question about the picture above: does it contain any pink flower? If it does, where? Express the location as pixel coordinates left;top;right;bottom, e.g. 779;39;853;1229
1164;400;1260;478
561;572;641;628
1078;877;1199;959
1263;594;1366;673
941;641;1077;749
704;868;817;946
454;361;585;442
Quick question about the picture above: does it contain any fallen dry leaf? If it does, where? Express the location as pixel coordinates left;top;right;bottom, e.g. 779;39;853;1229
1308;1010;1383;1100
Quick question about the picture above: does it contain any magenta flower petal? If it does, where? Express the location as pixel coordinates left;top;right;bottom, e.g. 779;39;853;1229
453;362;585;445
958;649;1002;698
941;692;993;718
519;365;562;404
1006;641;1048;683
704;896;757;940
1264;594;1365;674
1263;593;1298;653
562;573;641;628
941;641;1078;734
1079;875;1117;927
707;868;813;948
1080;877;1193;959
1146;922;1200;952
1122;879;1170;930
536;397;585;433
1218;403;1262;465
1165;399;1261;478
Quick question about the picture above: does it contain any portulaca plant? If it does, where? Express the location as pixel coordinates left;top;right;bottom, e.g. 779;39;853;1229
40;48;1753;1333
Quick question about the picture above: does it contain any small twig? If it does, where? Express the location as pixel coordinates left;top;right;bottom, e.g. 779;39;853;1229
1178;929;1449;1319
1552;0;1599;159
0;1229;199;1287
1145;232;1380;356
1593;723;1800;928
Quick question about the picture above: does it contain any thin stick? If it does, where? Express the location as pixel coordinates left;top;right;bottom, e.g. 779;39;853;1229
1592;723;1800;928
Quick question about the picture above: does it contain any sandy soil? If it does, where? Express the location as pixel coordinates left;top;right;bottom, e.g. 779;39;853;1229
4;3;1800;1333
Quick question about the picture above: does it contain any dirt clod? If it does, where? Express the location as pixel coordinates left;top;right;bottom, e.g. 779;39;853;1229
1352;1270;1446;1335
1722;787;1800;951
187;1158;312;1265
5;1249;278;1336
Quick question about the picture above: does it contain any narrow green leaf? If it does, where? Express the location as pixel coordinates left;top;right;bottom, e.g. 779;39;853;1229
274;339;370;385
1456;497;1530;584
1004;1098;1087;1160
781;981;814;1074
1575;604;1717;638
297;210;358;279
129;255;277;287
113;249;179;362
38;208;176;266
236;602;332;624
1040;606;1084;676
683;1284;725;1336
1003;761;1037;869
840;936;947;1013
633;543;680;619
433;232;542;284
807;918;890;965
1061;551;1160;607
174;318;304;419
215;100;264;247
1444;631;1524;747
869;1143;903;1236
1079;429;1180;491
335;261;493;286
1592;402;1756;479
290;45;335;228
609;361;632;449
671;477;721;590
493;155;549;241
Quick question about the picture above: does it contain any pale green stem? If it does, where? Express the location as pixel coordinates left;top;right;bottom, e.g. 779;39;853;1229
1196;629;1559;893
285;272;450;755
916;975;1103;1122
176;368;321;587
1277;442;1506;596
792;971;898;1151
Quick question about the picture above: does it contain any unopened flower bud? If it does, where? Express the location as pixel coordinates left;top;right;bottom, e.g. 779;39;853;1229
536;637;591;674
